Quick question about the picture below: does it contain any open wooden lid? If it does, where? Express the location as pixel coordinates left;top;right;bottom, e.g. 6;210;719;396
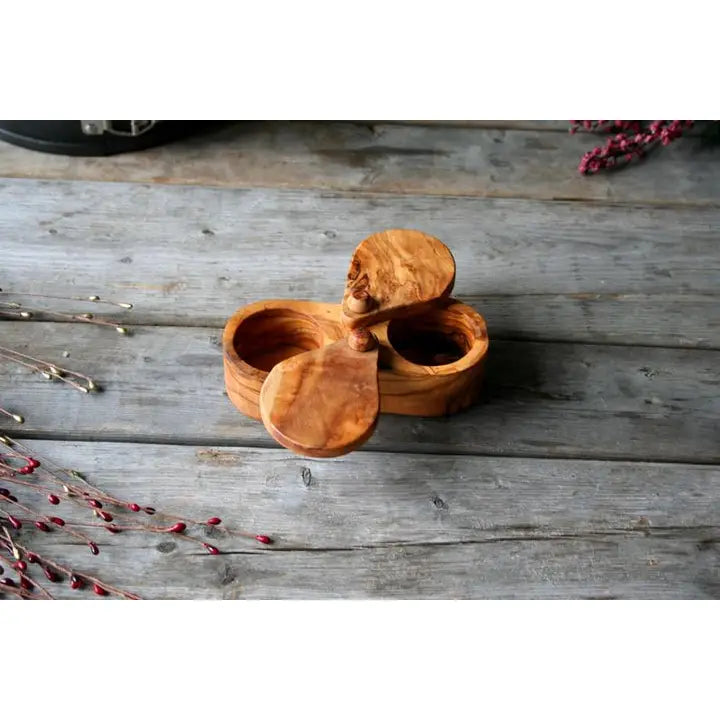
341;228;456;329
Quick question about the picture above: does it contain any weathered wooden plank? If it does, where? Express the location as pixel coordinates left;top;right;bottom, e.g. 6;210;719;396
376;120;569;130
13;538;716;599
3;441;717;599
1;323;718;462
0;122;718;205
1;180;718;347
477;293;720;349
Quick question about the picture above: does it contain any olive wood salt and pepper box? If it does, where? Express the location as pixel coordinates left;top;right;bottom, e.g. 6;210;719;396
222;229;489;458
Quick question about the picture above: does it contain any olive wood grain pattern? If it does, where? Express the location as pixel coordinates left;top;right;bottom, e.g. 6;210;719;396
224;299;489;422
223;300;344;420
259;337;380;458
341;229;456;329
375;300;489;416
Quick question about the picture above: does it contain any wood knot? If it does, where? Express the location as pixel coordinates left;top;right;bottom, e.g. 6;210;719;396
348;328;377;352
346;288;373;314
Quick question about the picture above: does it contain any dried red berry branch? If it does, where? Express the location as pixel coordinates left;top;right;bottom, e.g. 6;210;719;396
3;437;274;546
0;552;54;598
569;120;694;175
0;434;274;600
1;495;101;552
0;535;139;599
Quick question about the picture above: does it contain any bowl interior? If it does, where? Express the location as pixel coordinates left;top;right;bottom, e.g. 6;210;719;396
233;308;323;372
387;307;476;367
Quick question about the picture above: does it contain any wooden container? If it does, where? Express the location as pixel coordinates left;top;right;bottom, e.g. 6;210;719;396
223;230;489;457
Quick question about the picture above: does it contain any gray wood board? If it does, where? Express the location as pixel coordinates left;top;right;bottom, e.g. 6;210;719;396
1;179;718;348
378;120;569;130
1;323;718;463
2;440;718;599
0;122;718;205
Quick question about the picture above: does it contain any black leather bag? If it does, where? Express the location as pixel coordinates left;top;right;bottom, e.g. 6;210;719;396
0;120;206;156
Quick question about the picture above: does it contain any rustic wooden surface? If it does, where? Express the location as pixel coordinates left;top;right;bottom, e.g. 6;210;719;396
1;179;718;348
10;441;720;599
1;121;719;205
1;120;719;598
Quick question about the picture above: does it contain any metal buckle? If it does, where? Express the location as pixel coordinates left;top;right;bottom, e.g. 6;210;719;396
80;121;156;137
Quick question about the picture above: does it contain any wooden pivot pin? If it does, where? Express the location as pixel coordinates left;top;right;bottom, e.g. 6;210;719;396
346;289;373;314
347;328;376;352
223;229;489;458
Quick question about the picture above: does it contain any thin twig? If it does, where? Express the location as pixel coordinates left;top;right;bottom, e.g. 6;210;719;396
0;291;132;309
0;304;129;333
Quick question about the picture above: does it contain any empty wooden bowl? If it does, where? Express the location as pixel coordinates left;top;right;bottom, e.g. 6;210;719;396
223;229;489;457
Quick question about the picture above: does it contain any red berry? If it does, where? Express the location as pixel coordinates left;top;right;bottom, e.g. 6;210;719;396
70;574;83;590
128;503;141;512
1;578;16;587
106;524;121;533
143;507;156;515
8;515;21;530
47;494;60;505
14;560;27;572
27;552;40;564
88;542;99;555
0;488;9;496
43;566;60;582
49;516;65;526
34;521;51;532
20;576;33;591
98;511;113;522
18;466;31;475
93;584;108;596
203;543;220;555
206;517;222;526
87;499;102;509
28;458;40;469
168;522;186;533
255;535;272;545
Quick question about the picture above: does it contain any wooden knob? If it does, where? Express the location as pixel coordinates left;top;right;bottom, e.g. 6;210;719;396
346;289;373;314
348;328;377;352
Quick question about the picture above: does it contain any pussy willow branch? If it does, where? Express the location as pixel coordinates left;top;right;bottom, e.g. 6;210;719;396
0;406;23;423
0;290;132;310
0;345;99;392
0;303;129;333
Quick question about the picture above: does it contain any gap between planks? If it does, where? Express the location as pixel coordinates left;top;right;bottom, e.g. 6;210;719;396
5;430;720;467
6;317;720;353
